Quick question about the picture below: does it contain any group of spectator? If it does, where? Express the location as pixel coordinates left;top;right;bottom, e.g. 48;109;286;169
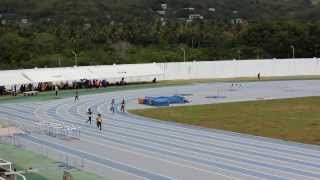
0;86;5;96
1;84;34;96
0;79;112;96
0;77;157;96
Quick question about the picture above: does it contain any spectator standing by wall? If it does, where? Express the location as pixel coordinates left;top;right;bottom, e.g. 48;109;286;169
74;90;79;102
55;85;59;96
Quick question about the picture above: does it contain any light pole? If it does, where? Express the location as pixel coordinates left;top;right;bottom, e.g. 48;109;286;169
180;48;186;62
72;51;78;66
237;49;241;60
58;56;61;67
290;45;295;58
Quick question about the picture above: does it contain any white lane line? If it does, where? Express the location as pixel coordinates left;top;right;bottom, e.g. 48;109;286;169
3;98;320;180
43;108;302;179
8;102;320;174
5;106;266;180
72;134;242;180
42;101;320;177
20;136;149;180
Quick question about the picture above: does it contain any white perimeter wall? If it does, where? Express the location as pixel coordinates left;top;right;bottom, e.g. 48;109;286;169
156;58;320;80
1;58;320;88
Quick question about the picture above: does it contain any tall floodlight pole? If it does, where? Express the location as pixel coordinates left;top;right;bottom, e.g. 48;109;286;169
290;45;295;59
58;56;61;67
238;49;241;60
181;48;186;62
72;51;78;66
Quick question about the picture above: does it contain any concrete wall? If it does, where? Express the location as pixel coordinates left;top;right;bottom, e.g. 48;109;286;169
1;58;320;88
156;58;320;80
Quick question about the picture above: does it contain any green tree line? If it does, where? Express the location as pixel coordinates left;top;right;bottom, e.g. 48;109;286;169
1;20;320;70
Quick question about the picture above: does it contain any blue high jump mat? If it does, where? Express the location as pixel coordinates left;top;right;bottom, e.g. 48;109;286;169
143;96;189;106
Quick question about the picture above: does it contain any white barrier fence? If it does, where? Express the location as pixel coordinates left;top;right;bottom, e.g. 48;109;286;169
1;58;320;88
156;58;320;80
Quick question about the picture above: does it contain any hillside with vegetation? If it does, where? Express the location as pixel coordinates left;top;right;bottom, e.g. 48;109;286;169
1;0;320;20
0;0;320;69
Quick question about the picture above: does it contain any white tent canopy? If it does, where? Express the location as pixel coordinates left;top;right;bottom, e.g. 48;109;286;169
0;70;31;86
0;63;164;87
87;65;123;80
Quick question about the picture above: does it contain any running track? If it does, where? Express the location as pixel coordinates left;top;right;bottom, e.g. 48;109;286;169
1;80;320;180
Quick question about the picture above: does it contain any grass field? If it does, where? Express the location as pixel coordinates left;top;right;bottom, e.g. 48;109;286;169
0;143;104;180
130;96;320;145
1;75;320;104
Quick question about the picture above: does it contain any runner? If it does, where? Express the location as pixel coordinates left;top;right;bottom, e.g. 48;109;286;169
55;85;59;96
120;98;125;113
74;90;79;102
87;108;92;124
110;98;115;113
96;114;103;131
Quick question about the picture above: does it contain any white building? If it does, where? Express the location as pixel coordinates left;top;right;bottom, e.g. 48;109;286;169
84;23;91;30
189;14;204;20
161;3;167;10
186;19;193;23
21;18;29;24
231;18;246;25
157;10;166;15
1;19;6;25
208;8;216;12
184;8;195;11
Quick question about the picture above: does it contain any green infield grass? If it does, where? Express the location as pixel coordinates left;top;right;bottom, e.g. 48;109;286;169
130;96;320;145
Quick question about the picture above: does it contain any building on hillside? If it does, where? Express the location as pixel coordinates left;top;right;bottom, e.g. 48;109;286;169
20;18;29;24
208;8;216;12
160;17;167;26
189;14;204;20
176;17;193;23
157;10;166;15
176;17;186;22
1;19;6;25
83;23;91;30
161;3;167;10
231;18;248;25
17;18;31;28
0;13;17;25
157;3;168;16
186;19;193;23
184;8;195;11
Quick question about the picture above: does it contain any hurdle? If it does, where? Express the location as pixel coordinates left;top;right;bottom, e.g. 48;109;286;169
35;121;81;139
